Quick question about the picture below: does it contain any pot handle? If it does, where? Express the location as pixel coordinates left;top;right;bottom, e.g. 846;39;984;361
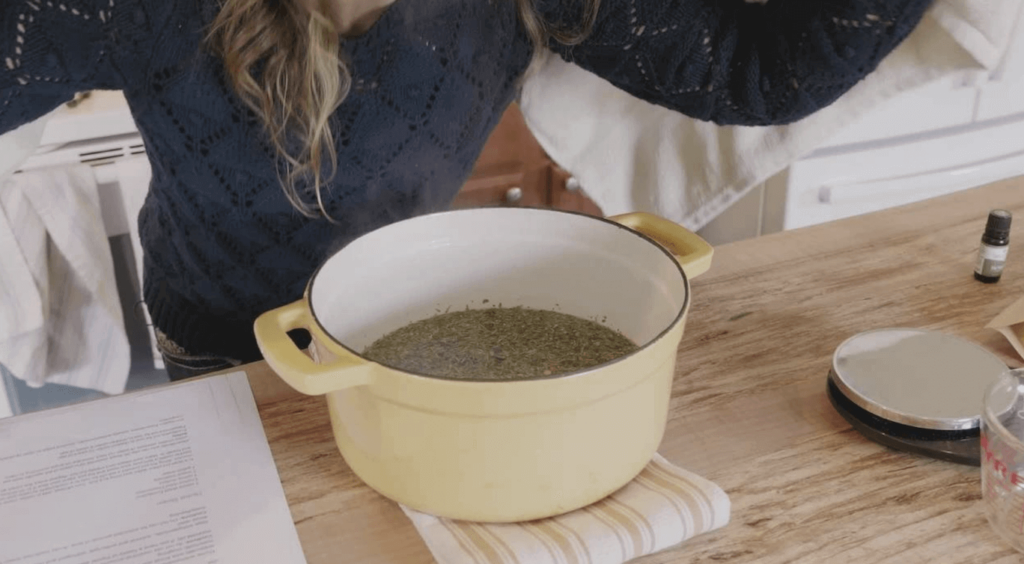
610;212;714;279
253;299;375;396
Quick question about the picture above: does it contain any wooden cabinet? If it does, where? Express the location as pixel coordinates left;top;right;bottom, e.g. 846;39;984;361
453;103;603;217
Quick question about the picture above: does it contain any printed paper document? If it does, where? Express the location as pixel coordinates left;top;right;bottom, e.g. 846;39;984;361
0;372;306;563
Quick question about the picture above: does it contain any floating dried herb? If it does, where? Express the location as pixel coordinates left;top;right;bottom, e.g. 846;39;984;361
362;306;639;380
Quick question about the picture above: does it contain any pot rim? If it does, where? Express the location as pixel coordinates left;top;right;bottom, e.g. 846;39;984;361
304;207;691;383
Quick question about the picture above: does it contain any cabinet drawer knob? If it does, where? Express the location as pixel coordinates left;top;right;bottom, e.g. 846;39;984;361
505;187;523;204
566;176;581;192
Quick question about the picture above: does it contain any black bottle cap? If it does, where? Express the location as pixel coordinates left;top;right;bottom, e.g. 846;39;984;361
985;209;1012;239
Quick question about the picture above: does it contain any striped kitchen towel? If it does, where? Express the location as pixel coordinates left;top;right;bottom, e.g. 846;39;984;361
0;164;131;394
401;454;730;564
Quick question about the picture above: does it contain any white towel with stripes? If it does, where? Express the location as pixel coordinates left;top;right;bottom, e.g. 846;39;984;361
0;164;131;394
402;454;730;564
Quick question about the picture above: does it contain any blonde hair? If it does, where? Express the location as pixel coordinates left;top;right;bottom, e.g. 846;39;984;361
207;0;598;219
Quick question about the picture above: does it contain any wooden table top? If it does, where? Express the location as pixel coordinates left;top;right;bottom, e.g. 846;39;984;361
245;176;1024;563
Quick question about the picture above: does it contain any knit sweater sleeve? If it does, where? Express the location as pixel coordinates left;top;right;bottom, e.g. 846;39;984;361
0;0;166;133
541;0;934;126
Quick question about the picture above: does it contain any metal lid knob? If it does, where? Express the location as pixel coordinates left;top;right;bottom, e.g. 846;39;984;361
505;187;523;204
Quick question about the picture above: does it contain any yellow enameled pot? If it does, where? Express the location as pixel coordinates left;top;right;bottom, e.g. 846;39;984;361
253;208;712;523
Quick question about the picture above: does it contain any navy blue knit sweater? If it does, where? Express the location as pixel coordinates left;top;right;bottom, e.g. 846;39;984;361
1;0;932;361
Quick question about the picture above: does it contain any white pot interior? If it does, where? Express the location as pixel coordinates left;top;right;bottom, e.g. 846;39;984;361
309;209;688;358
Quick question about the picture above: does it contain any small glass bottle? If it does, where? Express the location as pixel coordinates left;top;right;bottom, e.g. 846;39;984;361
975;209;1012;283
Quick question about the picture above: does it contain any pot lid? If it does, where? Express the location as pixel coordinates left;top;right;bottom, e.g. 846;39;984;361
829;328;1007;432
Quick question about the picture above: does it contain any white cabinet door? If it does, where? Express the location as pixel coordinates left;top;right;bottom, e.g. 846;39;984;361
819;74;978;148
783;118;1024;230
697;184;765;245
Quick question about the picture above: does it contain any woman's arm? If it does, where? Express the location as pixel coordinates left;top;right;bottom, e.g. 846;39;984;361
542;0;934;125
0;0;158;134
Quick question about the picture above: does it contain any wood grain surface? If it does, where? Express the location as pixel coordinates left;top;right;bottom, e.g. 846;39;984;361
244;176;1024;563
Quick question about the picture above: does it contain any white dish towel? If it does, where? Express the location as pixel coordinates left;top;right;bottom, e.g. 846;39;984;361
518;0;1024;230
403;453;730;564
0;161;131;395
